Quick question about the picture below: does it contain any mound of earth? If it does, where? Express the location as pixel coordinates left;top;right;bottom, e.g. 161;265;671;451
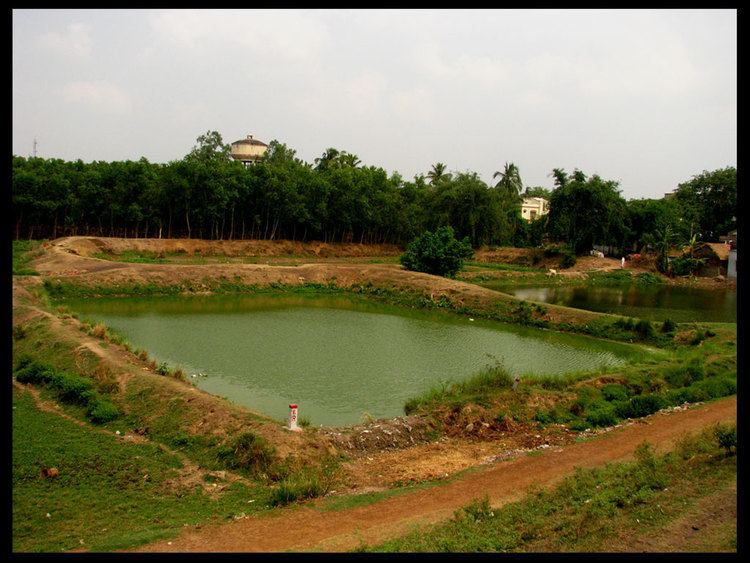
53;236;402;259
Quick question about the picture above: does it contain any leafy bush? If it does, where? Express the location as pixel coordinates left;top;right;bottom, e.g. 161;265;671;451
14;361;56;385
634;319;655;339
660;318;677;333
664;360;705;388
601;384;629;402
217;432;275;475
269;460;338;506
670;254;705;276
636;272;664;285
86;398;121;424
49;371;96;405
455;496;493;523
714;423;736;455
400;226;474;278
616;394;666;419
534;410;553;424
692;376;736;399
559;252;577;269
585;403;618;427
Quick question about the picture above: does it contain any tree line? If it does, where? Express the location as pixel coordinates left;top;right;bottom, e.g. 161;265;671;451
11;131;736;253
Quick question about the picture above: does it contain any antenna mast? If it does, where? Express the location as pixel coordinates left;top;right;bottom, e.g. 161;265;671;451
33;138;37;158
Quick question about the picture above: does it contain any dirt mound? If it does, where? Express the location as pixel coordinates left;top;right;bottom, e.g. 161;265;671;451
322;416;435;454
54;236;402;259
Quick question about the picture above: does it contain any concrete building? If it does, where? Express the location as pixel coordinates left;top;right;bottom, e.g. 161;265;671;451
230;134;268;166
521;197;549;221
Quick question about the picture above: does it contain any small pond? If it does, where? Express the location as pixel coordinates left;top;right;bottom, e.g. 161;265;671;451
502;285;736;323
64;294;642;426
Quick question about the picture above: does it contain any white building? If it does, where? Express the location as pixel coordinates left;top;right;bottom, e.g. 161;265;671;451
521;197;549;221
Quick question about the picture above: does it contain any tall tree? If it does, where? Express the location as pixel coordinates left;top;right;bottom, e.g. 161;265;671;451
427;162;449;185
673;167;736;241
492;162;523;201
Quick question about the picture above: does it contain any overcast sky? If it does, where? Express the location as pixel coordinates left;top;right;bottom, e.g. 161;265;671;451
12;9;736;199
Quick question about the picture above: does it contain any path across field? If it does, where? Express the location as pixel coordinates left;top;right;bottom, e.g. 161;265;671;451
136;396;736;553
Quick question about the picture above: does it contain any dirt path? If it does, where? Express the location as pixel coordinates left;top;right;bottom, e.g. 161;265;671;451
135;396;736;553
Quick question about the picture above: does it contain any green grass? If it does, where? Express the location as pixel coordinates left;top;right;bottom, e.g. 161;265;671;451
93;250;168;264
404;326;735;434
464;261;543;273
13;240;44;275
12;387;273;552
365;426;737;552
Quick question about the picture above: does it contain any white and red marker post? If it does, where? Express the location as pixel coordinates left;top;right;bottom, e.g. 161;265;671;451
288;403;302;431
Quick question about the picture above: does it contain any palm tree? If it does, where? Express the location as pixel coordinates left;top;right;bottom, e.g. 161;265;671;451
427;162;448;185
549;168;568;189
339;152;361;168
314;148;340;171
493;162;523;199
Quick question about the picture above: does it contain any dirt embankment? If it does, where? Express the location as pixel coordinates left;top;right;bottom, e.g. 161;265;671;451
32;237;609;328
136;396;736;553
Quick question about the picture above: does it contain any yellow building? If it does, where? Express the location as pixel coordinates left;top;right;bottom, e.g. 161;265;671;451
230;134;268;166
521;197;549;221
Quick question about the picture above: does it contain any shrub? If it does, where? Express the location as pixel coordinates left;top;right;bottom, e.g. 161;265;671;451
714;423;737;455
87;398;120;424
455;496;493;523
559;252;577;269
49;371;96;405
634;319;655;339
14;354;34;371
400;226;474;278
664;361;705;388
217;432;275;475
617;394;666;419
15;361;56;385
660;318;677;333
534;410;553;425
692;376;736;399
270;472;327;506
636;272;663;285
512;301;534;324
601;384;629;402
670;254;705;276
155;362;170;376
585;403;618;427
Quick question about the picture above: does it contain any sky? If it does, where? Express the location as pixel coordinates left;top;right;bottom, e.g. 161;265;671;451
12;9;736;200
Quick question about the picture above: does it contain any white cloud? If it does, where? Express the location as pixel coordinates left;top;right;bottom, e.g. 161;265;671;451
62;80;131;113
149;10;330;65
38;22;92;57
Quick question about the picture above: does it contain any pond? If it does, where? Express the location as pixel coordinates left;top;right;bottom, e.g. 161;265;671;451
64;294;642;426
503;284;736;323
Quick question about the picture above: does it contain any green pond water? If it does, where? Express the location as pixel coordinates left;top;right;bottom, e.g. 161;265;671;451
500;285;737;323
64;294;642;426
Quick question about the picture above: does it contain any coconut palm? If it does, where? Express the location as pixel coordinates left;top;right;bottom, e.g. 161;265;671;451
427;162;448;185
493;162;523;199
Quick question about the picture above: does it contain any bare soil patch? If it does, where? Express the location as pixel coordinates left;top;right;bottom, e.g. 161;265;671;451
135;396;736;552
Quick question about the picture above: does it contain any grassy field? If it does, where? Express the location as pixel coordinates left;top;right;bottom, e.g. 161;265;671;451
12;240;44;275
366;424;737;552
12;386;275;552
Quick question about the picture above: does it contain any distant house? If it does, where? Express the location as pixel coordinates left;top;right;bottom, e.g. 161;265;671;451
693;242;730;276
667;242;731;276
230;134;268;166
521;197;549;221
